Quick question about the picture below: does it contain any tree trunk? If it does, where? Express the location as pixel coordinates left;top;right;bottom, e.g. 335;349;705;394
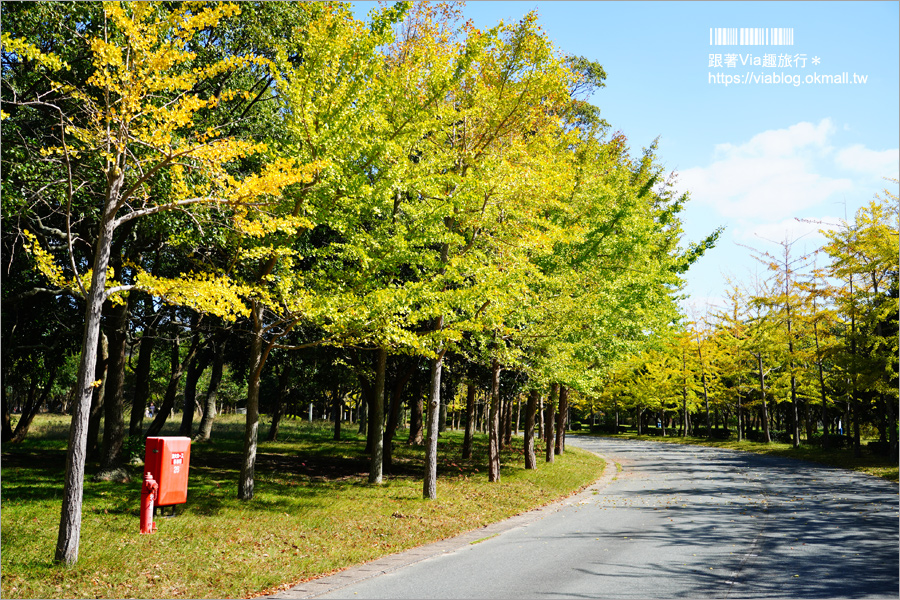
361;377;378;454
2;385;14;443
877;397;887;444
537;394;544;439
408;372;424;445
474;396;480;433
488;358;502;482
497;392;504;445
438;392;447;433
805;399;815;442
56;209;117;565
179;347;211;438
86;332;109;457
696;339;711;436
701;371;711;437
515;395;521;436
849;275;861;457
357;390;368;437
383;358;415;474
195;338;224;441
757;354;772;443
332;385;343;442
100;298;130;470
681;349;689;438
502;388;513;448
6;365;59;444
145;333;197;438
369;347;387;484
788;357;801;448
423;351;444;499
498;392;512;448
545;384;558;463
268;364;293;442
811;315;829;435
524;389;538;469
881;383;898;454
129;320;159;437
238;302;266;500
555;385;568;454
461;383;476;459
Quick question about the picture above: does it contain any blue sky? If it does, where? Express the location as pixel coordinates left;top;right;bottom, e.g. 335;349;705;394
355;1;900;311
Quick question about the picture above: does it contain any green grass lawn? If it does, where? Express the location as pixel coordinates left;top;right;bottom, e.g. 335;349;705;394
1;415;603;599
586;429;898;482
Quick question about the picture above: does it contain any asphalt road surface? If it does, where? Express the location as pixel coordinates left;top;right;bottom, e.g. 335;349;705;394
275;436;899;599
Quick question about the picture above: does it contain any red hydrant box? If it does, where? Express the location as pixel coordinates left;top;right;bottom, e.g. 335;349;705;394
144;437;191;506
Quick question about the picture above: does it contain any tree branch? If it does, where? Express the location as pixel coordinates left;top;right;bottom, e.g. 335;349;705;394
113;196;223;228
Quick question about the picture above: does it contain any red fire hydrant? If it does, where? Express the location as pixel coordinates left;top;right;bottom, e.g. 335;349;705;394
140;472;159;534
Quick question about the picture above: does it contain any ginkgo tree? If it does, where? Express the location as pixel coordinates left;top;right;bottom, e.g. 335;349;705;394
517;129;705;443
821;191;899;454
261;0;467;490
2;1;317;564
1;1;739;552
216;1;418;497
426;10;594;488
710;286;757;441
622;182;896;448
347;5;587;494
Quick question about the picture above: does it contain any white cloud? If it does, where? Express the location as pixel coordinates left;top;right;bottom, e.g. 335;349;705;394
835;144;900;178
679;119;860;220
680;159;852;220
714;119;836;159
678;120;895;306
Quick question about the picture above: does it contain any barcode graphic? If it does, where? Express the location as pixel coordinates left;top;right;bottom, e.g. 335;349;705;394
709;28;794;46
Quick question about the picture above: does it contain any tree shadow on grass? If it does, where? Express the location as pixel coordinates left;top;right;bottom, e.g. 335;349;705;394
1;428;526;523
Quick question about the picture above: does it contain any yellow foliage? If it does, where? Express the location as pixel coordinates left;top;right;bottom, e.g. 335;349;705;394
21;230;68;289
234;213;315;238
1;32;69;71
134;271;252;321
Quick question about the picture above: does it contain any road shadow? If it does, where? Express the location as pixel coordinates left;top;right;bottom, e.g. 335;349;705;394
557;437;899;599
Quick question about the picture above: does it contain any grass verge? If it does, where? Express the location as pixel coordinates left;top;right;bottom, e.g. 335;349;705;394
585;430;898;482
1;414;603;599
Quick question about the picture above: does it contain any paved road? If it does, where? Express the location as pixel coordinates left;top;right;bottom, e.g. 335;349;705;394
273;436;898;599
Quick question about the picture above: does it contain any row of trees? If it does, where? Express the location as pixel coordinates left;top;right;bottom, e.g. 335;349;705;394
599;191;898;454
1;2;713;564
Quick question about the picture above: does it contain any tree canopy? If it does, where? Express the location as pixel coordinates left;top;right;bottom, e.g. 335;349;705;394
2;0;722;565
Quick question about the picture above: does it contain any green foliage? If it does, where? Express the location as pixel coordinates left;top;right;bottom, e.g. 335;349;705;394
119;435;145;463
2;0;727;564
3;0;706;416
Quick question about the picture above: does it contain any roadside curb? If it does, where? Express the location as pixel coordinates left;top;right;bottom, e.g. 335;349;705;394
267;451;616;599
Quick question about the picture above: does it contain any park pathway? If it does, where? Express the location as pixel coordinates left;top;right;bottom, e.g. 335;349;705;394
271;436;899;599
